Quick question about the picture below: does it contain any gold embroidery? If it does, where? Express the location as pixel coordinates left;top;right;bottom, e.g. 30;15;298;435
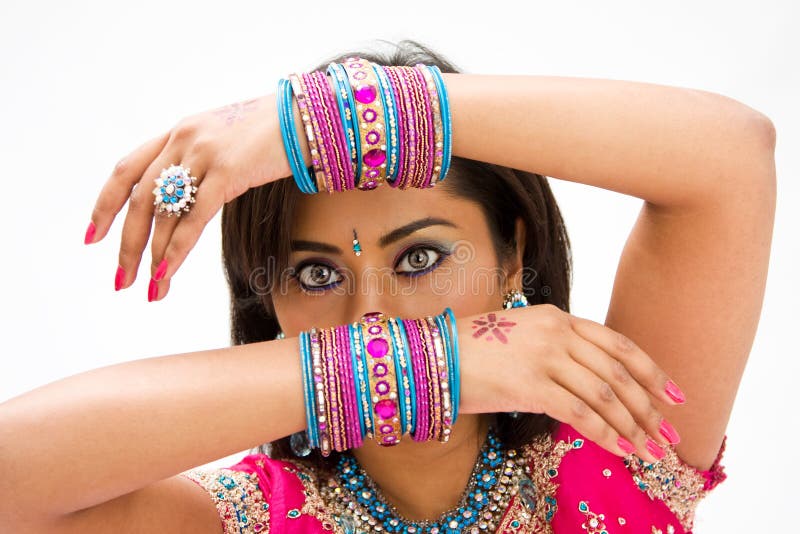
180;468;270;533
180;430;723;534
624;439;723;532
280;461;344;532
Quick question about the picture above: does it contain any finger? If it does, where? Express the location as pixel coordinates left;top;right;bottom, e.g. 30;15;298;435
540;381;660;462
87;132;170;244
148;160;206;287
567;314;685;406
116;151;181;290
568;333;677;449
148;276;171;303
549;358;665;464
153;170;229;285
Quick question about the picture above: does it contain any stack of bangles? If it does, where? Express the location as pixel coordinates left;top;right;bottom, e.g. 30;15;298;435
277;57;453;193
299;308;461;456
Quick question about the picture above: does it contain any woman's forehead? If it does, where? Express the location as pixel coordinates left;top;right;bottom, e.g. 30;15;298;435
291;184;485;244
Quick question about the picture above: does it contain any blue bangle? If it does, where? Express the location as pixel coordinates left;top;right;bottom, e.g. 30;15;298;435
326;63;360;189
277;78;317;194
394;318;417;438
372;64;399;185
428;66;453;182
443;307;460;423
299;331;318;447
347;323;366;442
327;63;362;188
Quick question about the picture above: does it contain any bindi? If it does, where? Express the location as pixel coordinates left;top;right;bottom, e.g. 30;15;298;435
471;313;516;343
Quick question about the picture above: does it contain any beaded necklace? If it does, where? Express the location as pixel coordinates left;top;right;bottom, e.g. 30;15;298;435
318;426;536;533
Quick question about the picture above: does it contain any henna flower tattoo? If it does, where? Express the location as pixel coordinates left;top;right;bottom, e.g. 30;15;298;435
471;312;516;343
212;98;259;125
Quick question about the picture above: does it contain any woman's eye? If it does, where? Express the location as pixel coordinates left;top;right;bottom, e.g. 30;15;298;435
395;246;448;276
294;263;342;290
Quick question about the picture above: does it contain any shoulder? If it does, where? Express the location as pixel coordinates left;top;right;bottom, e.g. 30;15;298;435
522;422;728;533
179;453;339;533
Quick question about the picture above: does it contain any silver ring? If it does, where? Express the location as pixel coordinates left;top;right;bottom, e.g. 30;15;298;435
152;164;198;217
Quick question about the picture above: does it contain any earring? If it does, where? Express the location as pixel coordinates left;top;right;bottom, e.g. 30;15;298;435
275;330;285;340
502;288;529;310
352;229;362;256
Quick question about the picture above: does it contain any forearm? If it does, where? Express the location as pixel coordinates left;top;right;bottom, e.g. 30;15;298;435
444;73;773;209
0;337;305;521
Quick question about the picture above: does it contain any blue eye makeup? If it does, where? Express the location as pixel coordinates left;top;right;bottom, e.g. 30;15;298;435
393;242;452;278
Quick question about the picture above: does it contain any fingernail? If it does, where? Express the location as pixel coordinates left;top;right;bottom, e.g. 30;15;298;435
84;221;96;244
154;259;168;282
664;379;686;404
646;438;665;460
659;418;681;444
114;265;126;291
617;436;636;455
148;278;158;302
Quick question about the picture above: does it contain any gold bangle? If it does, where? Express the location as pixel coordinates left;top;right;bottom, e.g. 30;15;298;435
359;311;402;446
342;57;388;190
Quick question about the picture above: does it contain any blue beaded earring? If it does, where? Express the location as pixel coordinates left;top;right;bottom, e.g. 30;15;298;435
502;288;528;419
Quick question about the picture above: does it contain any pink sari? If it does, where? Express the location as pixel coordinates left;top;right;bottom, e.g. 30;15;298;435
181;421;727;533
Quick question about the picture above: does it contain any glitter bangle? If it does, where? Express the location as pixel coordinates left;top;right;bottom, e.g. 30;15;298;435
289;73;329;194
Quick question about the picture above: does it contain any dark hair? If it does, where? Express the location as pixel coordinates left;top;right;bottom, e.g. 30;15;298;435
221;39;572;477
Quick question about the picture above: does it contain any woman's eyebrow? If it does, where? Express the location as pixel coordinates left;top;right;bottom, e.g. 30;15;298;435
290;217;459;254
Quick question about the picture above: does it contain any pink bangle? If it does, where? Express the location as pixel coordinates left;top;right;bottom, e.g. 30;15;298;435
300;72;337;194
403;317;429;441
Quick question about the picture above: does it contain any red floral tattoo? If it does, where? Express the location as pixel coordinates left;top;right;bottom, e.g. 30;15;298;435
471;312;516;343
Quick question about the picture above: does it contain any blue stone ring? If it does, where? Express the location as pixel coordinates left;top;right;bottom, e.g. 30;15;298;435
152;164;198;218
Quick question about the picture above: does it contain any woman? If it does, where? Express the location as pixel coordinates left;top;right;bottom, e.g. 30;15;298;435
0;40;774;533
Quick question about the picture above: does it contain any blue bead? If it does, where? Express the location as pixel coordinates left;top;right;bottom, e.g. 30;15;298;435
176;189;184;197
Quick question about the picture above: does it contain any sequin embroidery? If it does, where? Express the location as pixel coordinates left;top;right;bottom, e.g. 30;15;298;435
180;468;270;533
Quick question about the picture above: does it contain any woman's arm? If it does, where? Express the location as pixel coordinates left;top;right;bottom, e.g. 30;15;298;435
0;338;308;525
440;73;776;470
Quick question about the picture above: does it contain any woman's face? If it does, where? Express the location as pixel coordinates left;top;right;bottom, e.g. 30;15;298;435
272;182;519;336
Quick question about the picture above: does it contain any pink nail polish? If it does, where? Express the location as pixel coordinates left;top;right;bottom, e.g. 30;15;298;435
664;379;686;404
148;279;158;302
617;436;636;455
646;438;665;460
154;259;168;282
84;221;96;245
115;266;126;291
659;418;681;444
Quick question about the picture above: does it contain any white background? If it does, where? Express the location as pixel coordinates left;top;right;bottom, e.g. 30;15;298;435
1;1;797;530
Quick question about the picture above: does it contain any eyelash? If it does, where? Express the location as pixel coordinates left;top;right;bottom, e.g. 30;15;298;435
291;243;452;293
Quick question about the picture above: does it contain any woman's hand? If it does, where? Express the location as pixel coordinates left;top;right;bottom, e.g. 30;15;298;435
84;93;294;300
458;304;686;464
